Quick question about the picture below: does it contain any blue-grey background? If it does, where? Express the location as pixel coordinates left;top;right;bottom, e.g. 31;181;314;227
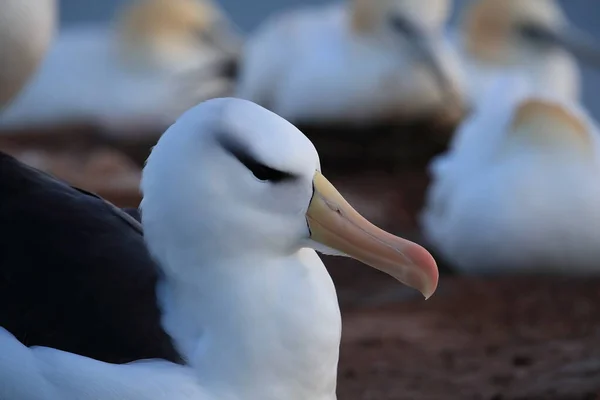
57;0;600;118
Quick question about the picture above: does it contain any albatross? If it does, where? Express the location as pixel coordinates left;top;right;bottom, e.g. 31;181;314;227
0;97;439;399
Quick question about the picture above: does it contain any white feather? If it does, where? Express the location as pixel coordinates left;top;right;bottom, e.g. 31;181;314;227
0;327;208;400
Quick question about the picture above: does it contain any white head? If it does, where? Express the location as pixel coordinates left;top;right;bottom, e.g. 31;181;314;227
0;0;56;109
114;0;241;71
140;98;438;297
460;0;600;67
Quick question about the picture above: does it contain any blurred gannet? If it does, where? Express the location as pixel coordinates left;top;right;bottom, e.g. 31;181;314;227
421;77;600;275
449;0;600;105
0;0;242;133
0;0;56;109
0;98;439;399
236;0;465;124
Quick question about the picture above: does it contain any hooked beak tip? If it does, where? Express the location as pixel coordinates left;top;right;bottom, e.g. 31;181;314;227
404;243;439;299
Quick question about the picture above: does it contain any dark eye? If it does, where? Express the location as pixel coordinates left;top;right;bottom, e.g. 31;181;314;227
239;154;294;183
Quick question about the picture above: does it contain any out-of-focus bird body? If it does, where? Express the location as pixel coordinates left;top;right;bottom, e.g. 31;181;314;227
237;0;465;124
1;27;218;129
422;76;600;274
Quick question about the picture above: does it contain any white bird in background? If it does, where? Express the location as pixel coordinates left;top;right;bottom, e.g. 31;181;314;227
0;0;242;134
0;98;439;400
0;0;56;109
421;76;600;275
236;0;466;125
448;0;600;107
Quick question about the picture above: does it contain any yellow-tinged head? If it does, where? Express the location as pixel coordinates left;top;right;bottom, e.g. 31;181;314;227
460;0;600;67
505;98;593;157
351;0;451;34
115;0;240;70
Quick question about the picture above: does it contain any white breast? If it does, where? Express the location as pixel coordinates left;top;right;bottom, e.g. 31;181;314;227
157;249;341;400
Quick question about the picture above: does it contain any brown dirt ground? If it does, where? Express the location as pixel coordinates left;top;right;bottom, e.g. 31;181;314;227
329;260;600;400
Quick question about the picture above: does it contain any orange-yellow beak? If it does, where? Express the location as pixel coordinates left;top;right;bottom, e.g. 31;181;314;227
306;172;439;299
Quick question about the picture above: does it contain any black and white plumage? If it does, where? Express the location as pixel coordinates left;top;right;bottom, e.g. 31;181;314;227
0;150;182;364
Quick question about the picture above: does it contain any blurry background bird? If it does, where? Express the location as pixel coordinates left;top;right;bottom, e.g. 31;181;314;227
56;0;600;120
447;0;600;107
236;0;465;125
0;0;56;109
0;0;242;136
421;75;600;274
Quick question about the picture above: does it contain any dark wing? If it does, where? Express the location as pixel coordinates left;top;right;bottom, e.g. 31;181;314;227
119;207;142;224
0;151;183;364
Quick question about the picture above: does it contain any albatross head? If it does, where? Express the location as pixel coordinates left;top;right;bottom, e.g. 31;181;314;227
114;0;240;71
461;0;600;67
141;98;438;299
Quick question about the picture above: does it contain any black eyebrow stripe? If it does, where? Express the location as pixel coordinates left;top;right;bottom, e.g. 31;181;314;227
217;134;296;182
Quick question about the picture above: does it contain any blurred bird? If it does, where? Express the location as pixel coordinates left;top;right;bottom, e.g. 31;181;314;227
0;0;242;135
421;75;600;275
0;0;56;110
449;0;600;106
236;0;466;125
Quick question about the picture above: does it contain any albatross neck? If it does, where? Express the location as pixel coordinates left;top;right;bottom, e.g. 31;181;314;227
157;248;342;400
